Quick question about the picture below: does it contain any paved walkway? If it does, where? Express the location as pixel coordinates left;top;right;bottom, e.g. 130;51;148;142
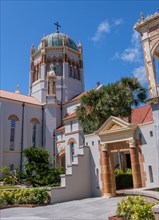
1;196;124;220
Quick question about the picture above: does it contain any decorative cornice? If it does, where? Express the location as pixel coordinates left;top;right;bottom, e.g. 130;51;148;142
134;12;159;32
146;96;159;104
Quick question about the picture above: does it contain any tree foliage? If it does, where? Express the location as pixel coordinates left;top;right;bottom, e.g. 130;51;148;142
23;147;64;186
1;147;64;187
76;77;147;134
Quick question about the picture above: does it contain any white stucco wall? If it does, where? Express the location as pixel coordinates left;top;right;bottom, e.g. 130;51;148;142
85;134;102;197
51;146;91;203
0;99;42;174
137;123;159;188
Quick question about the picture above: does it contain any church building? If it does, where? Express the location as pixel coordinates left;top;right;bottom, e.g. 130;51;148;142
0;14;158;203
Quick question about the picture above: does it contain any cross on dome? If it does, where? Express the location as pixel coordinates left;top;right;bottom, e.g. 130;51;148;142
54;21;61;33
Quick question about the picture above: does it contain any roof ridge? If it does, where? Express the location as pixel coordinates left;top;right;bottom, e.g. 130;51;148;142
0;89;41;105
0;89;32;98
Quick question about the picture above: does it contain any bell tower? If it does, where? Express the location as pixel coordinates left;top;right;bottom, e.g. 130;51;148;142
29;24;84;104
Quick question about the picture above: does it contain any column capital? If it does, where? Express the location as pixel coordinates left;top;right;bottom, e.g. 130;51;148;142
127;138;136;148
101;143;108;151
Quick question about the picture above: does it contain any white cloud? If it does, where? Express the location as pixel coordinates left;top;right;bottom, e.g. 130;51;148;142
113;18;124;26
114;30;141;63
132;66;147;84
131;30;141;49
91;21;110;43
90;18;124;45
121;48;141;62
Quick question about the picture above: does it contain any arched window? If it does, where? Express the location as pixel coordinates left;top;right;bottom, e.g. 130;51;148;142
8;115;19;151
30;118;40;147
70;142;75;162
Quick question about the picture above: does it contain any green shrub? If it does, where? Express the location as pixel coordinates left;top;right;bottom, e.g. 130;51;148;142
115;169;124;176
0;188;49;205
116;195;155;220
125;168;132;175
115;169;133;190
3;176;16;185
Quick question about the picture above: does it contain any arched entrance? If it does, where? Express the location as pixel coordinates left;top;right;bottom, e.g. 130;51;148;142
57;149;65;169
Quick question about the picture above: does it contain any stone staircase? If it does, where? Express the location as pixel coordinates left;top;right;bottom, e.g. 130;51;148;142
51;146;91;204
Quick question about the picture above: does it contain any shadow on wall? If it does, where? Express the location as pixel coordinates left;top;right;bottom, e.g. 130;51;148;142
137;127;147;145
89;148;102;197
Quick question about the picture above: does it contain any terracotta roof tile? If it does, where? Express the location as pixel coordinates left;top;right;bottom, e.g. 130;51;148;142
63;91;87;105
0;90;41;106
64;112;77;120
64;87;102;105
131;105;153;124
56;125;65;131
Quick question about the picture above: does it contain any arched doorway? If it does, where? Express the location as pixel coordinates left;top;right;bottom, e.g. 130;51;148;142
57;149;65;169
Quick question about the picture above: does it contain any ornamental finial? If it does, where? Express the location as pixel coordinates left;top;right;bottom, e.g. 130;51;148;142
140;12;145;21
15;85;20;94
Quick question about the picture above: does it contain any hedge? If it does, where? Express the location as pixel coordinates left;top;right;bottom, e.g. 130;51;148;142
0;188;49;205
115;169;133;190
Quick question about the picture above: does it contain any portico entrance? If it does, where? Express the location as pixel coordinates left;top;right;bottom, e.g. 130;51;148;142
96;116;143;196
100;141;142;196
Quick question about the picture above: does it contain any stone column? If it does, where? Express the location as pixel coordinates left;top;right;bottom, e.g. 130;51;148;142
109;152;117;196
142;34;158;98
129;139;142;188
101;144;112;196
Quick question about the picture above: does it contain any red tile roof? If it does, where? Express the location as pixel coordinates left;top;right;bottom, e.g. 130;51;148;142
56;125;65;131
63;91;87;105
0;90;41;106
131;105;153;124
64;112;77;120
63;105;153;125
64;87;102;105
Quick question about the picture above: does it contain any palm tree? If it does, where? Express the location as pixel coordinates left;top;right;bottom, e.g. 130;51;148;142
76;77;147;134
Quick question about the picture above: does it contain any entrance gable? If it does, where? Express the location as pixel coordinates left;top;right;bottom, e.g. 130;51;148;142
96;116;135;135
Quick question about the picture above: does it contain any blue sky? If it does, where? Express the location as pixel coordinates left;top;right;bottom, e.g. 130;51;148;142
1;1;158;95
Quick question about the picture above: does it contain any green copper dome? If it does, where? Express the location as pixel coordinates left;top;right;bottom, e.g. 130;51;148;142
38;32;78;51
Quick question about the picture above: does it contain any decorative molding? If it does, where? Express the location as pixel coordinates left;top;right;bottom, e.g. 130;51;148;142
8;114;19;121
107;123;122;131
101;143;107;151
30;118;40;124
67;138;77;144
127;138;136;148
